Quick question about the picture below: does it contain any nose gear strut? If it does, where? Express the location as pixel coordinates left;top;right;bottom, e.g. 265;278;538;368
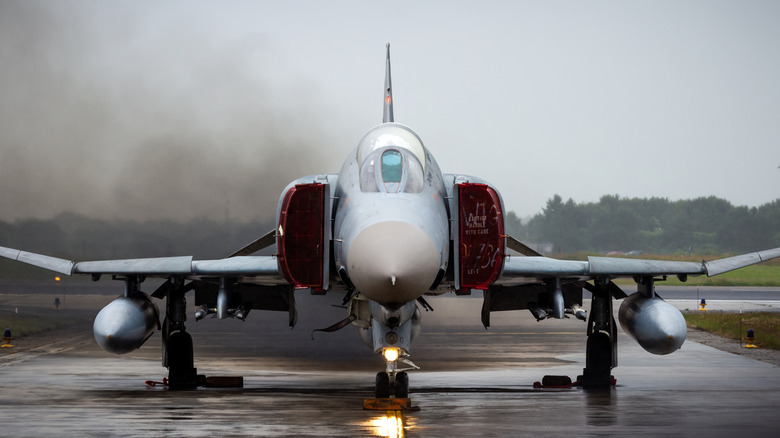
375;347;415;399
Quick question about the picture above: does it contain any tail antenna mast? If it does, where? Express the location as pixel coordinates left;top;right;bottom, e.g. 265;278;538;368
383;43;394;123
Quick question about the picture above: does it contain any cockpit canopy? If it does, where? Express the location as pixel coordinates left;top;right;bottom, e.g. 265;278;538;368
357;123;426;171
357;124;427;193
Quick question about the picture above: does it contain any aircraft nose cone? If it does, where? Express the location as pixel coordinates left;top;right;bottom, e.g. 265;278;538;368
347;221;440;305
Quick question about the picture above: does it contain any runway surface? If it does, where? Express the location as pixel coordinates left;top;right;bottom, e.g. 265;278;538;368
1;281;779;437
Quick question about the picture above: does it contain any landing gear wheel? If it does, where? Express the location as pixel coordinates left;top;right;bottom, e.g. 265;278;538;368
375;372;390;398
581;331;612;388
167;330;198;390
161;317;170;368
586;331;612;370
394;371;409;398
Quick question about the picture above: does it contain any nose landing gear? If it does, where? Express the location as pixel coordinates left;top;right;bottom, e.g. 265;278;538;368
375;371;409;398
361;300;420;409
365;347;416;410
375;347;411;398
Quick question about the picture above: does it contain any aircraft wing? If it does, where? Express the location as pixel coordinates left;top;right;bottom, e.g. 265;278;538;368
498;247;780;284
482;244;780;328
0;245;285;284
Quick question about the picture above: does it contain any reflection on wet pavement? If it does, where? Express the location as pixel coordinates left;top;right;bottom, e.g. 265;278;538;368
369;411;406;438
2;288;780;436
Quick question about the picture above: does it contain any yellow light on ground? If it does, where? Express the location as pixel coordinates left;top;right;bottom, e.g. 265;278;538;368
383;347;400;362
370;411;405;438
54;276;61;282
745;329;758;348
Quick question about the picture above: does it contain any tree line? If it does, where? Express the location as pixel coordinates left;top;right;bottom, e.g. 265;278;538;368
0;212;273;261
1;195;778;265
505;195;780;255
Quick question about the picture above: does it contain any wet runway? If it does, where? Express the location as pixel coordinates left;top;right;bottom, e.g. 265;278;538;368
1;282;779;437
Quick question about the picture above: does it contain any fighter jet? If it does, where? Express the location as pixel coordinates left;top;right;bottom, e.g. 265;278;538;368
2;44;779;396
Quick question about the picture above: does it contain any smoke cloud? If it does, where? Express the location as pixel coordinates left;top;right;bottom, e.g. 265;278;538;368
0;2;345;222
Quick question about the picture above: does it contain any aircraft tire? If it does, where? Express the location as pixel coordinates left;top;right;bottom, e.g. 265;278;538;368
580;331;613;388
167;330;198;390
586;331;612;371
375;372;390;398
394;371;409;398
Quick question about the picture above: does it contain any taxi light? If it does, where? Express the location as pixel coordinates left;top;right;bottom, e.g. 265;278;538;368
383;347;400;362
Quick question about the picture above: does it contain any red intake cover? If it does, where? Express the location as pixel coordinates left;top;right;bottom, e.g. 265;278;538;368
278;183;324;288
458;183;505;289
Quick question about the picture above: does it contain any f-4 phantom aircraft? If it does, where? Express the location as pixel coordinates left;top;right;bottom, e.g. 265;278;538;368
2;45;780;396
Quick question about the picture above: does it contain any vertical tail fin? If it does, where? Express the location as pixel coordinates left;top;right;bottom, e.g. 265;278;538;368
383;43;394;123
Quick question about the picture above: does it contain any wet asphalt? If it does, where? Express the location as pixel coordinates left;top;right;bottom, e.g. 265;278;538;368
1;282;779;437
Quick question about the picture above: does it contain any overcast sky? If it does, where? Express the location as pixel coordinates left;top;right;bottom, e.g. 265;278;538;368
1;1;778;222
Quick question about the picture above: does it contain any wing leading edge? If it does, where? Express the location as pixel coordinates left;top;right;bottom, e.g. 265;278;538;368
498;246;780;284
0;245;284;284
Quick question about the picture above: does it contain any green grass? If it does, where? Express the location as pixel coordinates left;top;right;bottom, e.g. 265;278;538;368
664;265;780;286
684;311;780;351
558;253;780;287
0;311;83;338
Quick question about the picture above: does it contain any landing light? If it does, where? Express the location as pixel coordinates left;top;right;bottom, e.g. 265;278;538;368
383;347;400;362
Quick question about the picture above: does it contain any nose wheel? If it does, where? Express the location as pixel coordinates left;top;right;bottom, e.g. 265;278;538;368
394;371;409;398
375;372;390;398
375;371;409;398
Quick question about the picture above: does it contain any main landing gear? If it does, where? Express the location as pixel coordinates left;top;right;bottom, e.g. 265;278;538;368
579;279;618;388
163;278;198;390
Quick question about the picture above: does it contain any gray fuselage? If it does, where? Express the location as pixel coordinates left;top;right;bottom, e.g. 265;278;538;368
333;123;449;307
